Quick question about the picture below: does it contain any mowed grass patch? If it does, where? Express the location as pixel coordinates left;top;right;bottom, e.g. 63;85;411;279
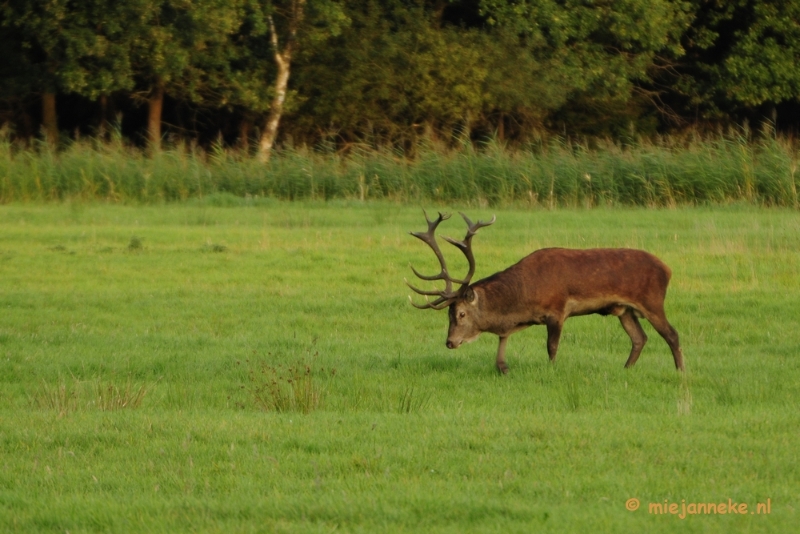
0;202;798;532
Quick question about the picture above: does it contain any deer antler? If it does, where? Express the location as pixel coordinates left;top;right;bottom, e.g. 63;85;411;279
406;211;459;309
407;210;495;310
441;212;496;285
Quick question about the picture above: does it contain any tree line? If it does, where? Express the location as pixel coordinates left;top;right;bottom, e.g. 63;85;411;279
1;0;799;157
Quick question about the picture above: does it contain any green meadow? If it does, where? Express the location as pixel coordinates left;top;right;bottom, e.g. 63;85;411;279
0;200;798;532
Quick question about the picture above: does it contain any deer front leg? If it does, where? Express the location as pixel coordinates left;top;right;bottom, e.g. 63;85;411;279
496;336;509;374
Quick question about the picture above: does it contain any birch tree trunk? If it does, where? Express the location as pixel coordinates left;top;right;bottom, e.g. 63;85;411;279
257;0;306;163
257;48;291;162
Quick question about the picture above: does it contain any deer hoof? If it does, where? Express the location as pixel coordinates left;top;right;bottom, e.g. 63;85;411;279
496;362;509;375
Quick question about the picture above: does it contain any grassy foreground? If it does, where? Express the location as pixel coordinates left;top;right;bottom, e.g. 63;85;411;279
0;200;798;532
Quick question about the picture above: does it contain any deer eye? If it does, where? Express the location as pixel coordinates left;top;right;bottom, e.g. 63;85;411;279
458;311;466;319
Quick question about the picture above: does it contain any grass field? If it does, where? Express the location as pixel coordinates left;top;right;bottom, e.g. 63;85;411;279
0;200;798;532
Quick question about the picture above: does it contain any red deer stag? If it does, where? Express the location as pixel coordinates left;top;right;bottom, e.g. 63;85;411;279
407;211;684;374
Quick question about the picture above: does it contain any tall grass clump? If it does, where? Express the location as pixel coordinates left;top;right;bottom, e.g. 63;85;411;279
30;377;150;415
396;386;432;414
247;359;335;414
93;379;149;411
0;129;797;206
30;379;79;415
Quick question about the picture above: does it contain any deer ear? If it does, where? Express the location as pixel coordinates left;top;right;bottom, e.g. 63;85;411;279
463;287;475;303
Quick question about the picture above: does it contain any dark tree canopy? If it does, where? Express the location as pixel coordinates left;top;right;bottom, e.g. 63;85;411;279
0;0;798;149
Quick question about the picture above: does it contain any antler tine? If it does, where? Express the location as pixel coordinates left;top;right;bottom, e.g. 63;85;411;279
407;295;453;310
405;278;448;296
441;212;496;286
424;208;451;226
460;212;496;237
409;265;448;282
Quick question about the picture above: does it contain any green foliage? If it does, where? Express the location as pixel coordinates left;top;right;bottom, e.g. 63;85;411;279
672;0;800;117
477;0;692;110
0;0;136;97
719;1;800;106
124;0;256;103
0;0;797;145
293;0;487;143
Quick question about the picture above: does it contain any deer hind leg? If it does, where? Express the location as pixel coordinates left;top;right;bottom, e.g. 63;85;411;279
496;336;509;375
619;308;647;368
545;320;563;363
641;306;685;371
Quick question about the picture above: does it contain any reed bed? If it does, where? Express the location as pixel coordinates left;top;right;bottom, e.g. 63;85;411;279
0;133;796;207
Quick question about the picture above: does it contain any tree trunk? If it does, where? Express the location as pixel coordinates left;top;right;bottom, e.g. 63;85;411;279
148;83;164;152
458;111;472;147
257;54;290;162
41;91;58;146
257;2;305;163
19;109;34;146
432;0;447;29
423;120;437;142
98;94;109;140
239;116;252;152
497;112;505;141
